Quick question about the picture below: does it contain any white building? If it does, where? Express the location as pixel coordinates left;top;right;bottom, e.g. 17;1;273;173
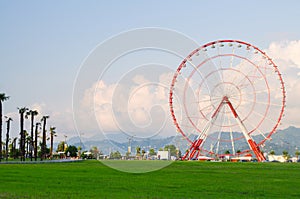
157;151;170;160
268;155;286;162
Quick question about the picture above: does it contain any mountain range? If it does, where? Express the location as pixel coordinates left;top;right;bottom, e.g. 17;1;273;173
65;126;300;156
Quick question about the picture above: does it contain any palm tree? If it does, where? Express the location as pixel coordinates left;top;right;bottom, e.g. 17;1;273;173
5;116;12;161
24;131;30;158
295;150;300;160
136;146;141;158
18;107;28;161
26;110;38;161
34;122;41;161
49;126;57;159
41;115;49;160
0;93;9;161
12;137;18;159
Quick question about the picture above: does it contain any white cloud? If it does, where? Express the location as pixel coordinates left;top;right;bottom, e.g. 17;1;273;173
265;40;300;129
78;73;175;138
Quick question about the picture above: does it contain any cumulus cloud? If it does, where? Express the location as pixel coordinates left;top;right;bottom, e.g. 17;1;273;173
265;40;300;128
78;72;175;138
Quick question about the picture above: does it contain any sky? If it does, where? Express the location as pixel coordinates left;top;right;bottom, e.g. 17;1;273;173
1;1;300;142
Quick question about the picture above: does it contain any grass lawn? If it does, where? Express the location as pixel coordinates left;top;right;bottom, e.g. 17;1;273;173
0;160;300;198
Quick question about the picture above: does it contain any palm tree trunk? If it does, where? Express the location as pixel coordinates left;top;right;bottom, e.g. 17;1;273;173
41;119;47;161
50;134;53;159
30;114;34;161
20;112;24;161
34;123;38;161
5;119;11;161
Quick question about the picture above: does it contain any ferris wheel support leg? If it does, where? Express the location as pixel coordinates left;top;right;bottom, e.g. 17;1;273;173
226;98;266;162
182;115;217;160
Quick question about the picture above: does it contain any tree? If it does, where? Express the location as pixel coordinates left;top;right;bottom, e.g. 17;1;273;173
110;151;122;159
18;107;28;161
269;150;275;155
65;145;78;157
295;150;300;160
41;115;49;160
5;116;12;161
77;146;82;158
24;131;30;158
164;145;177;156
236;150;241;157
0;93;9;161
89;146;99;159
11;137;18;159
149;148;156;156
49;126;57;159
136;146;141;156
282;150;289;160
141;149;146;159
34;122;41;161
57;141;67;152
26;110;38;161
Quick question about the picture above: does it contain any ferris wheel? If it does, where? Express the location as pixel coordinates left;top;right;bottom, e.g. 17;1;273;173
169;40;286;162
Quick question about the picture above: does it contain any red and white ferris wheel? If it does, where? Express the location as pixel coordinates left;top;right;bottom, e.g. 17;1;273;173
169;40;286;162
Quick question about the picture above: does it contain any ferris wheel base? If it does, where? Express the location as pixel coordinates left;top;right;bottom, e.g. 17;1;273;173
182;138;266;162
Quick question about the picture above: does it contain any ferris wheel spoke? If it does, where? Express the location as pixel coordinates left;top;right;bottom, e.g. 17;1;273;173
229;49;252;86
195;95;223;104
217;43;225;91
226;107;236;155
229;44;236;69
242;98;282;107
251;110;278;124
246;120;268;140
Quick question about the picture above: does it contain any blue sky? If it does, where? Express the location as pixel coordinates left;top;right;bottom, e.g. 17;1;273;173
1;1;300;140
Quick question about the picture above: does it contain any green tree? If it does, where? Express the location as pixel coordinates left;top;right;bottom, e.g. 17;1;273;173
236;150;241;157
149;148;156;156
5;116;12;161
136;146;141;156
142;149;146;159
177;149;182;159
225;150;230;155
89;146;99;159
26;110;38;161
40;115;49;160
110;151;122;159
65;145;78;157
57;141;67;152
269;150;275;155
11;137;18;159
164;145;177;156
295;150;300;160
49;126;57;159
25;131;30;158
18;107;28;161
282;150;289;160
77;146;82;158
0;93;9;161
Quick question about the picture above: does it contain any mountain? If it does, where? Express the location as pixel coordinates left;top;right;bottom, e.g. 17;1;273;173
65;126;300;156
263;126;300;155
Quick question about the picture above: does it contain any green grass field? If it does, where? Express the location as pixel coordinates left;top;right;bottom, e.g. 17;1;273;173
0;160;300;198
